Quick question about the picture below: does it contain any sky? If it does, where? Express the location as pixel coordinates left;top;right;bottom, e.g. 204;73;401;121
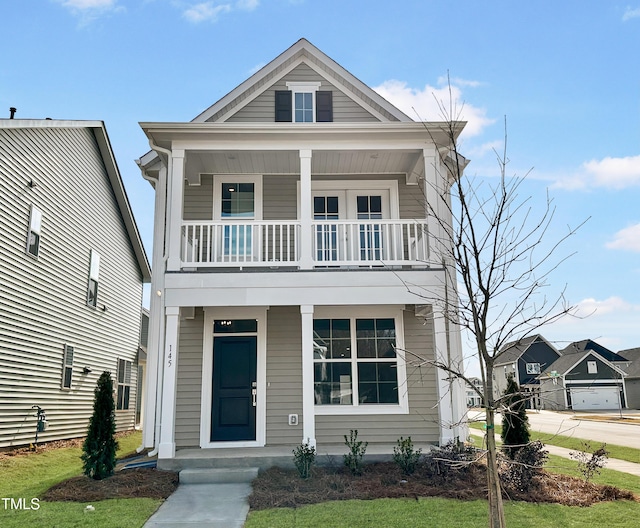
2;1;639;376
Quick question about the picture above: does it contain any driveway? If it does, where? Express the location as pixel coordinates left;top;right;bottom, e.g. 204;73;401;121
525;410;640;449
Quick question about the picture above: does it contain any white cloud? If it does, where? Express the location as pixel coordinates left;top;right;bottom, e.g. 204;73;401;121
373;79;493;138
572;296;635;317
552;154;640;190
182;0;258;23
623;7;640;21
183;2;232;23
606;223;640;252
55;0;123;23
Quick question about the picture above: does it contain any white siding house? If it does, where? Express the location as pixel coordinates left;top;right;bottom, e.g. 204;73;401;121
138;39;468;466
0;119;151;448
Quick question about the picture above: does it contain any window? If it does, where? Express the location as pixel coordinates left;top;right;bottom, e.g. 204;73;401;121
587;361;598;374
61;344;74;389
116;359;132;410
26;205;42;257
275;83;333;123
87;250;100;307
313;316;402;410
526;362;541;375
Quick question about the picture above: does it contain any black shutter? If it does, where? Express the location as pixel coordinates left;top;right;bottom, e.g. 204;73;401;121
316;91;333;122
275;90;292;122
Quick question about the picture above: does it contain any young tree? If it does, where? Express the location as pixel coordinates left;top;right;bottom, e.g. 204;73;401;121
501;374;530;459
402;93;584;527
82;371;118;480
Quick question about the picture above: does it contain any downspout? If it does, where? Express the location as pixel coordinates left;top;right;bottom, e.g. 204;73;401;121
138;139;172;457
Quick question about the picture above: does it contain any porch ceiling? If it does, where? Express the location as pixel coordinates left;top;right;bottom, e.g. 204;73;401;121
185;149;424;178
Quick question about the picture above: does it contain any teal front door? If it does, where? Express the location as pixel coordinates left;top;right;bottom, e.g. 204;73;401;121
211;336;257;442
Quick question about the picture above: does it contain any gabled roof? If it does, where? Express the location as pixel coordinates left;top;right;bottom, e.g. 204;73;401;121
560;339;627;362
0;119;151;282
541;350;627;379
618;347;640;362
619;348;640;378
194;38;412;124
495;334;558;366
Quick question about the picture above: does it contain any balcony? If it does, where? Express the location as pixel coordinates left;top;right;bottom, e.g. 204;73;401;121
181;220;430;269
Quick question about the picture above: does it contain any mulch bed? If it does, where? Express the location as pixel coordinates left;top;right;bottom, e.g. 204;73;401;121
249;462;637;510
41;468;179;502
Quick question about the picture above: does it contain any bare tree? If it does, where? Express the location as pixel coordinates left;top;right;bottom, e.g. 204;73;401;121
403;95;584;527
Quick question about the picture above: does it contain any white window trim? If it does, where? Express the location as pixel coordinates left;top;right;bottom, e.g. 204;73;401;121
87;250;101;308
61;344;74;390
298;179;400;220
200;307;268;448
212;174;263;221
312;305;408;415
116;358;133;411
26;205;42;258
587;361;598;374
286;81;321;123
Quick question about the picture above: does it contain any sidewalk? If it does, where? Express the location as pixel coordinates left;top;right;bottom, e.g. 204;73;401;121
468;429;640;477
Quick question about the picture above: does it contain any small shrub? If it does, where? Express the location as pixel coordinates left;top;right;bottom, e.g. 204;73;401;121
343;429;368;476
423;442;477;479
82;371;118;480
570;442;609;482
392;436;422;475
501;440;548;491
292;442;316;479
501;374;530;459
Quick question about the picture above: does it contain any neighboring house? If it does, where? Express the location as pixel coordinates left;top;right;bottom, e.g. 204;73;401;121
137;39;468;466
618;347;640;409
0;119;151;448
493;335;560;409
538;344;627;411
466;377;484;408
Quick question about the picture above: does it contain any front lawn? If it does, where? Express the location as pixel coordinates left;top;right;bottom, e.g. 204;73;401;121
0;431;162;528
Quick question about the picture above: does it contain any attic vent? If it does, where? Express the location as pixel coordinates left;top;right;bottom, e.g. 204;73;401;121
9;107;16;119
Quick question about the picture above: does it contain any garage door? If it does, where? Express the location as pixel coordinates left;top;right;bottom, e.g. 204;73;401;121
570;387;620;411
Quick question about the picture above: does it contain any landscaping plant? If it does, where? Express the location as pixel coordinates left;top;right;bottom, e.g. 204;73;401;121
392;436;422;475
293;442;316;479
82;371;118;480
500;440;548;491
343;429;367;476
501;374;530;459
570;442;609;482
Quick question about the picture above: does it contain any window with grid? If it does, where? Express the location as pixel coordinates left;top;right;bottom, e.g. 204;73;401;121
313;317;399;406
116;359;132;410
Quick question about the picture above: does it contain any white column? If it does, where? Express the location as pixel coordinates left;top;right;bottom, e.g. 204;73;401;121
300;305;316;447
299;150;313;270
423;148;445;263
431;305;456;445
158;306;180;459
142;165;168;449
167;150;185;271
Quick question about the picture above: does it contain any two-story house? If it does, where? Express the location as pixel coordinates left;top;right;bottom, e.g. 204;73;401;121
493;335;560;409
0;119;151;448
138;39;468;467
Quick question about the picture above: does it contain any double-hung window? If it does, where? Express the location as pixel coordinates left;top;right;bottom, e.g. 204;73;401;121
312;309;407;414
26;205;42;258
275;82;333;123
87;250;100;307
116;358;132;410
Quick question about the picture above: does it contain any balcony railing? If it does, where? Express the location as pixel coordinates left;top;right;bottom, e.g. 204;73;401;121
180;220;429;268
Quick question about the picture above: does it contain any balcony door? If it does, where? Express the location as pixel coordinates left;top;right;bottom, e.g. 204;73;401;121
311;187;391;263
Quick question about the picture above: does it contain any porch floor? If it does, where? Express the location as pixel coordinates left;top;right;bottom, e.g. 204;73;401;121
158;443;437;472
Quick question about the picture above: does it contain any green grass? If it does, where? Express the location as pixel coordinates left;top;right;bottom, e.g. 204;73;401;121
468;421;640;464
0;431;161;528
245;497;640;528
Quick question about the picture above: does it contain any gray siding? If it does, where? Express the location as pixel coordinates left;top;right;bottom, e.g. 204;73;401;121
266;306;303;445
175;309;204;448
540;378;566;410
315;308;440;446
182;175;425;223
0;126;143;447
228;64;380;123
626;379;640;409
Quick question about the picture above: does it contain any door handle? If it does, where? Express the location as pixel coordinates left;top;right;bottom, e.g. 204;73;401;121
252;388;257;407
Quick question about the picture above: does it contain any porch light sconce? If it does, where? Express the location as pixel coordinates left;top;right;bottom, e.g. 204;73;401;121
28;178;37;188
101;304;107;312
156;290;162;297
83;366;92;374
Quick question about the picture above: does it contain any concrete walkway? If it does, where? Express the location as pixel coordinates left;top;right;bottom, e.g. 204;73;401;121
144;468;257;528
468;429;640;477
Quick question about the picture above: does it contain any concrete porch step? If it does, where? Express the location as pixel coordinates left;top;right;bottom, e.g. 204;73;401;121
180;467;259;484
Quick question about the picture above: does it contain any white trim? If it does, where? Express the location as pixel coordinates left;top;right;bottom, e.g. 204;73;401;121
286;81;321;123
212;174;263;221
311;305;408;415
200;307;268;449
304;180;400;219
